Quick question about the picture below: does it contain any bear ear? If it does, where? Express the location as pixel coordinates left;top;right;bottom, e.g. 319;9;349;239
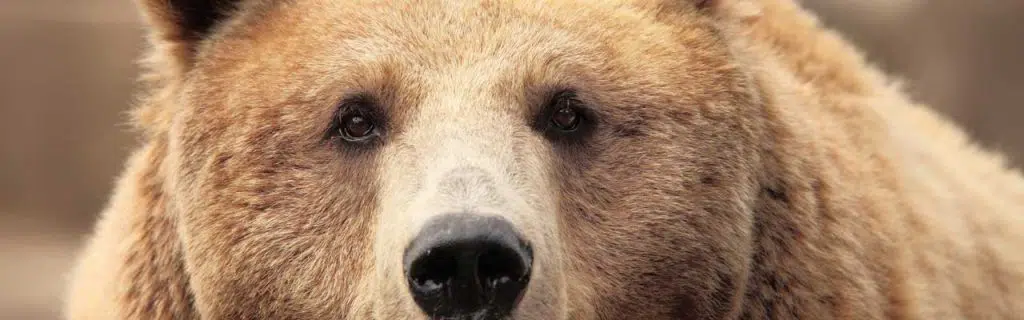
687;0;762;19
137;0;244;68
691;0;760;14
632;0;716;11
635;0;758;17
694;0;715;10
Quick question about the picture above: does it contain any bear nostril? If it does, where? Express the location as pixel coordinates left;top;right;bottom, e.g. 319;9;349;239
478;245;529;290
404;214;533;318
409;249;457;296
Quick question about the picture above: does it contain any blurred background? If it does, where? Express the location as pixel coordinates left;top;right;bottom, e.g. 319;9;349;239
1;0;1021;318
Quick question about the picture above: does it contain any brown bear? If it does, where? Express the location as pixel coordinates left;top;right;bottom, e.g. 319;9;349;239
65;0;1024;319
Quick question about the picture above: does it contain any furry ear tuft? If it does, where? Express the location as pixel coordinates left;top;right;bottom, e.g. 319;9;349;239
692;0;763;20
695;0;714;9
140;0;242;41
633;0;736;15
137;0;243;68
132;0;245;136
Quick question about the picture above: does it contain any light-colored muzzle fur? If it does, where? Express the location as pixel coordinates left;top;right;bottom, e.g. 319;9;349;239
365;70;567;319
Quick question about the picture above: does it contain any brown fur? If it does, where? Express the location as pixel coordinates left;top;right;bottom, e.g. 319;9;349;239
65;0;1024;319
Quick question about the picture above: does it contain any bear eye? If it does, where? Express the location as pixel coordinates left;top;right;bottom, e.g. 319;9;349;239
338;112;375;140
332;97;383;144
542;91;589;135
535;90;594;145
550;105;581;131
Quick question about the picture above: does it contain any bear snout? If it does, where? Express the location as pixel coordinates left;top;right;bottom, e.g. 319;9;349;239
403;213;533;319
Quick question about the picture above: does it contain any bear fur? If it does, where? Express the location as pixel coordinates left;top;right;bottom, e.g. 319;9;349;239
65;0;1024;319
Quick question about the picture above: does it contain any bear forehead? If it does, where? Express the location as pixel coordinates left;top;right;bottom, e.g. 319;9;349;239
193;0;727;90
178;0;740;144
227;0;698;52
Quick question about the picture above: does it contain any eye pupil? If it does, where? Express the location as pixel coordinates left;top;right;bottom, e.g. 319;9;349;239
551;106;580;131
341;113;375;139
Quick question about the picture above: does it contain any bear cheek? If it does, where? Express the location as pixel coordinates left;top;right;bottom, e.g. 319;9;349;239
167;119;381;318
554;134;756;319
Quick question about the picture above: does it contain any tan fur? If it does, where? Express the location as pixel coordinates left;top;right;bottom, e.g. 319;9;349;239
65;0;1024;319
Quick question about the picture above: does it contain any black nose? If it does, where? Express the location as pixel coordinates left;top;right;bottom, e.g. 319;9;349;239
404;213;533;318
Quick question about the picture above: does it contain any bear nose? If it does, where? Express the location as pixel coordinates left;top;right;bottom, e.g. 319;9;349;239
404;213;533;318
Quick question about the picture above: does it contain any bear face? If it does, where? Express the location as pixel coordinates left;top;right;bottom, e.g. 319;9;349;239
162;1;764;318
67;0;1024;318
90;0;780;319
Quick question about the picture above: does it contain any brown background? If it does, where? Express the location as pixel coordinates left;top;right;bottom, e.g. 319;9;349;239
1;0;1021;318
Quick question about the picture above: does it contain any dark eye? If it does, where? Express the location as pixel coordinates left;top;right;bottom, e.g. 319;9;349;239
551;105;581;131
545;92;587;134
535;90;593;144
337;111;377;141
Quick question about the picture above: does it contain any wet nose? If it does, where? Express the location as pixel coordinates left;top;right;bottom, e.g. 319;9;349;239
404;213;533;318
